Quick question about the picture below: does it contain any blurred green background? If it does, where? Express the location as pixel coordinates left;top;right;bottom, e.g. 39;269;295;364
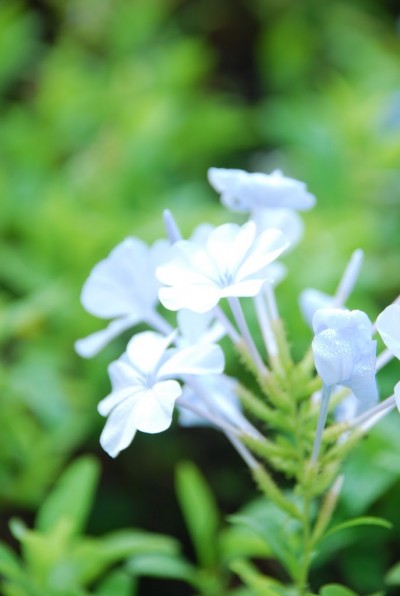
1;0;400;593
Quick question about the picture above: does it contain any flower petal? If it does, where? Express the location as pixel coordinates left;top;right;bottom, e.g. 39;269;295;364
159;343;225;378
99;397;138;458
126;331;175;376
81;238;159;318
376;304;400;359
133;381;181;433
74;315;139;358
159;284;221;313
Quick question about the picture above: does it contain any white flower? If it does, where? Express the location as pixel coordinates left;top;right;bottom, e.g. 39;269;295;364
312;308;378;405
207;167;316;212
98;331;225;457
75;238;167;358
251;208;304;249
376;303;400;359
178;375;241;428
156;221;288;313
177;309;225;346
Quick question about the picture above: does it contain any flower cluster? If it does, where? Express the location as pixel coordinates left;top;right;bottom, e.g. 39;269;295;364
77;166;400;464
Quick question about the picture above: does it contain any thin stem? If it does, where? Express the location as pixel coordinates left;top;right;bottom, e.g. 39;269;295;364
163;209;182;243
333;249;363;306
228;296;267;376
187;376;263;439
226;432;259;469
253;293;279;361
351;394;395;429
212;305;240;343
376;348;394;371
311;384;333;463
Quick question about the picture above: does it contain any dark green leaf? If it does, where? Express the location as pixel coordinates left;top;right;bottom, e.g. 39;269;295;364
175;461;219;567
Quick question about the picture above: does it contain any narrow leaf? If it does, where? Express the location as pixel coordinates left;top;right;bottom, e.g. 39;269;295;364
323;516;392;540
175;461;219;567
36;456;100;537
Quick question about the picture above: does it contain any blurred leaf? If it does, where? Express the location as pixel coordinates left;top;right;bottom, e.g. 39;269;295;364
69;529;181;584
126;552;196;584
319;586;357;596
175;461;220;567
94;569;137;596
36;456;100;537
385;561;400;586
229;499;301;579
323;516;392;541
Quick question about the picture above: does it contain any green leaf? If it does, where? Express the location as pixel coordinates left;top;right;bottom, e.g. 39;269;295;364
0;542;23;579
319;585;358;596
175;461;219;567
323;516;392;540
95;570;137;596
385;561;400;586
36;456;100;538
230;559;285;594
229;499;301;580
127;553;196;584
69;529;181;584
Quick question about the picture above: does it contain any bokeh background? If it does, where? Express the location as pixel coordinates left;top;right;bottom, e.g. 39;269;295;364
1;0;400;594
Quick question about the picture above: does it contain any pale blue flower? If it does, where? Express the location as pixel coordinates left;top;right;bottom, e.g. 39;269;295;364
312;308;378;405
156;221;288;313
75;238;168;357
207;168;315;212
98;331;225;457
376;303;400;359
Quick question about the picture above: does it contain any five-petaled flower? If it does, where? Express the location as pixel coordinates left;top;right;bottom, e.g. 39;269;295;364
312;308;378;406
98;331;224;457
156;221;288;313
75;238;167;358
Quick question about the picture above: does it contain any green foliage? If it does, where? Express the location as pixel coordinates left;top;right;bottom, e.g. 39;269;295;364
0;456;189;595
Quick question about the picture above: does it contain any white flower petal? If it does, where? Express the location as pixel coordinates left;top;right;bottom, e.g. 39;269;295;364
312;330;354;386
252;208;304;249
126;331;175;376
81;238;159;319
159;343;225;378
133;381;181;433
236;228;288;280
208;167;316;212
311;308;377;402
74;315;139;358
156;242;217;286
376;304;400;359
99;397;138;458
394;381;400;413
159;284;221;313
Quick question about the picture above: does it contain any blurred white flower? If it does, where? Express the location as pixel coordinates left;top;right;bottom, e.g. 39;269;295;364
376;303;400;359
208;168;316;212
156;221;288;313
98;331;225;457
178;374;241;428
75;238;167;358
312;308;378;405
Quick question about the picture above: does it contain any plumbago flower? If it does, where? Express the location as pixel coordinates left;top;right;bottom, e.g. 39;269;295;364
312;308;378;405
208;167;315;248
156;220;289;313
98;330;224;457
377;303;400;410
75;238;168;358
311;307;378;461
